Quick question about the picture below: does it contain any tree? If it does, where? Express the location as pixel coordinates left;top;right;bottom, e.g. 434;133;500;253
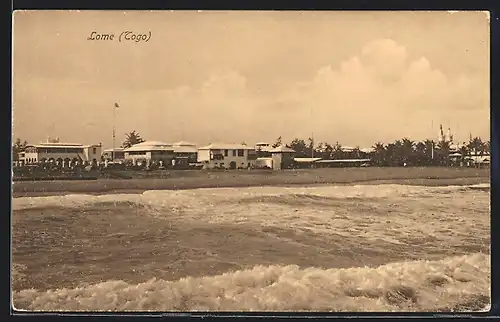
122;130;145;148
436;140;451;166
414;141;426;166
371;142;386;166
331;142;344;159
323;142;334;159
272;136;282;148
467;137;484;156
12;138;28;161
288;138;308;157
459;145;470;166
401;138;415;165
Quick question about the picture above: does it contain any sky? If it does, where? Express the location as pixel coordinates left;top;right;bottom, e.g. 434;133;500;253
12;10;490;149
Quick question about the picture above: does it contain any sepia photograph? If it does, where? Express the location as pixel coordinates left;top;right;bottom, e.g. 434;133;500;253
11;10;490;312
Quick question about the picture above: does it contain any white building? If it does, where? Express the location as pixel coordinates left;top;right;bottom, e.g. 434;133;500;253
172;141;198;163
19;142;102;166
197;143;257;169
123;141;175;167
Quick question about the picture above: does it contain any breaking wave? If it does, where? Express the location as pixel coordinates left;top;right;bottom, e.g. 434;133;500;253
13;253;490;312
11;183;490;211
12;183;490;312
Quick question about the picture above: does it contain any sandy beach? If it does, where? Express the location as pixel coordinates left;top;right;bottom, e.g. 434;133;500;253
12;167;489;198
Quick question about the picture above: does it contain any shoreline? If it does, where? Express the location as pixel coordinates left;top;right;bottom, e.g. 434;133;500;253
12;167;490;198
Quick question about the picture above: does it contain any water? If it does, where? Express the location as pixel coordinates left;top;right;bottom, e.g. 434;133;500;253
12;183;490;312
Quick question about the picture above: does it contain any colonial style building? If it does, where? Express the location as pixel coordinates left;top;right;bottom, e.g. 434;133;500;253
19;141;102;167
123;141;175;167
197;143;257;169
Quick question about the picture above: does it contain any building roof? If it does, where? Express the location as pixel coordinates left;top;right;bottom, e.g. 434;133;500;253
174;146;198;153
103;148;125;153
316;159;371;163
360;148;374;153
198;143;255;150
173;141;196;147
255;142;271;146
27;142;100;149
268;145;295;153
38;142;84;146
294;157;323;163
125;141;174;152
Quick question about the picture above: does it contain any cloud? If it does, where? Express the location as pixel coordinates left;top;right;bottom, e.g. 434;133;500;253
271;39;489;144
13;38;489;148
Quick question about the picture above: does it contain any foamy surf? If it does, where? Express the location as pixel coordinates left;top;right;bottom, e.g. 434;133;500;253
11;183;490;211
13;253;490;312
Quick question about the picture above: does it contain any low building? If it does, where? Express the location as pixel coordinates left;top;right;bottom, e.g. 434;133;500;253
19;141;102;166
293;157;323;168
102;148;126;162
123;141;175;167
269;145;295;170
315;158;371;168
198;143;257;169
255;142;273;157
172;141;198;167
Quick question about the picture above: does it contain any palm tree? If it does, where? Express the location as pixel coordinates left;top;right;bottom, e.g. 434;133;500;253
414;141;426;166
401;138;415;165
459;145;470;166
391;140;403;166
467;137;484;156
371;142;386;166
436;140;451;166
122;130;145;148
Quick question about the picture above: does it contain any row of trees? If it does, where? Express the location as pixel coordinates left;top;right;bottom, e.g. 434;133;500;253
272;135;490;167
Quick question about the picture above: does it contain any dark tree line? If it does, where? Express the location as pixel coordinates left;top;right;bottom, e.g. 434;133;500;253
277;136;490;167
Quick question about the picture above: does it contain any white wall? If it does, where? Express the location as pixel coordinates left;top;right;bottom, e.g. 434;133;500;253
197;149;211;162
84;145;102;162
124;151;152;164
199;149;256;169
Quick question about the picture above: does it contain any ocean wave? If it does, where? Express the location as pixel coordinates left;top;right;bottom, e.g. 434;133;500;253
11;183;490;211
13;253;490;312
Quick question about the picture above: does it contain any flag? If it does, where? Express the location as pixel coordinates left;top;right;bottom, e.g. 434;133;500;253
114;102;120;108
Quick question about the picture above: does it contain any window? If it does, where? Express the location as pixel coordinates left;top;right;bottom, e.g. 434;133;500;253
238;149;244;157
232;150;236;157
224;149;228;157
128;151;147;156
93;147;97;154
